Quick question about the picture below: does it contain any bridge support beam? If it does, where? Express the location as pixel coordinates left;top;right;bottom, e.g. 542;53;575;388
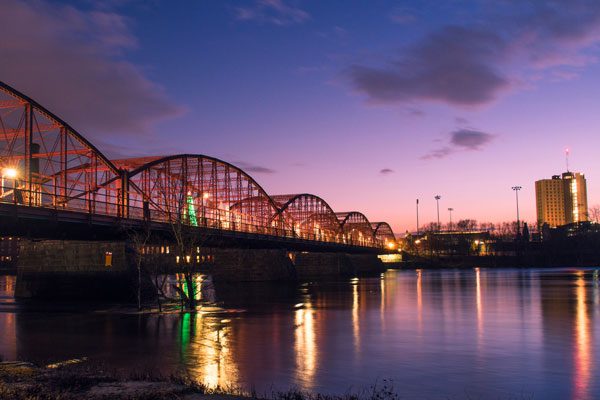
14;240;140;301
207;250;385;282
346;254;387;274
293;252;385;279
208;249;296;282
14;240;388;301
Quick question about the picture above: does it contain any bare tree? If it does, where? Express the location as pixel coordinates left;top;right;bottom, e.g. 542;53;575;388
456;219;477;232
126;226;151;311
589;205;600;223
421;222;438;232
479;222;495;233
153;168;210;311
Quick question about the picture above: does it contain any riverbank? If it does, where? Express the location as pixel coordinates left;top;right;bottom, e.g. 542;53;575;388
0;360;219;399
0;360;402;400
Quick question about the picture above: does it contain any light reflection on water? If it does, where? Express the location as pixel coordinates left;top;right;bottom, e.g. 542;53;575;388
181;313;237;388
0;268;599;399
574;271;590;400
294;299;316;389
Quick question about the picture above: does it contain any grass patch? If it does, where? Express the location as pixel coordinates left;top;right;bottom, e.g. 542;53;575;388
0;361;534;400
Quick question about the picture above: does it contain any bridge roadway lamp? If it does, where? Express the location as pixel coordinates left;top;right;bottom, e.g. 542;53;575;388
1;167;18;196
201;192;210;225
3;168;17;179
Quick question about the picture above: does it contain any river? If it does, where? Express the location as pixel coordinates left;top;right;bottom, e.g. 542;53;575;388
1;268;599;399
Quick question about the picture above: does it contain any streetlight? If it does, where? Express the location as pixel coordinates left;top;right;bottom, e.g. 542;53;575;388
512;186;522;239
448;207;454;231
3;168;17;179
1;167;18;200
201;192;210;226
416;198;420;234
435;195;441;231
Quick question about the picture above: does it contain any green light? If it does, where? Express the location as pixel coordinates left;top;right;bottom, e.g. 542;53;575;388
187;194;198;226
180;312;191;348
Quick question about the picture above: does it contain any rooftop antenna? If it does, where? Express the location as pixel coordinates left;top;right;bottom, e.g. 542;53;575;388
565;148;570;172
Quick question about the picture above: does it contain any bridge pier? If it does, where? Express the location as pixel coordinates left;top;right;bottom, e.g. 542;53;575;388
14;240;141;301
293;252;385;279
347;254;387;274
207;250;385;282
208;249;296;282
14;239;388;301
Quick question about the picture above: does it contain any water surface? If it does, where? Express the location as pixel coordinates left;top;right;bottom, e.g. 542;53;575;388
1;268;599;399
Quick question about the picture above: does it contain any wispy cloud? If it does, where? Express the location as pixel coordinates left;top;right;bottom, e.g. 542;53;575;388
348;1;600;108
0;0;184;140
421;146;453;160
235;0;309;26
454;116;469;125
422;129;495;160
389;7;417;25
451;129;495;150
235;161;277;174
380;168;394;175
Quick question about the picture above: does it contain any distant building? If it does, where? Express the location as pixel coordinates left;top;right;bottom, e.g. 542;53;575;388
535;172;588;227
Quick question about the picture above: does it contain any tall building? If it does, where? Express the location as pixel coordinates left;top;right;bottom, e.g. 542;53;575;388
535;172;588;227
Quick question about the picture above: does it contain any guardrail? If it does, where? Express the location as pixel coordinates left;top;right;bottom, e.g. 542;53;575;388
0;182;384;248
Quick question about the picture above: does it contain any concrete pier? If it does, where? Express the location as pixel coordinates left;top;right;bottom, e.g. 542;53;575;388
15;240;388;300
209;250;385;282
15;240;137;301
209;249;296;282
294;252;385;279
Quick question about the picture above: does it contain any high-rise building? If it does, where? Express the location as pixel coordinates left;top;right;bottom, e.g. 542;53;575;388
535;172;588;227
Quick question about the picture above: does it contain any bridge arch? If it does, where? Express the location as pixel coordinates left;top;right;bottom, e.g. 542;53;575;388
124;154;282;234
336;211;376;246
271;193;342;242
371;222;396;247
0;81;122;215
0;81;396;249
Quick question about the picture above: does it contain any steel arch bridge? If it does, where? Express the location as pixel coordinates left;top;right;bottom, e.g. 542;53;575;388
0;81;396;250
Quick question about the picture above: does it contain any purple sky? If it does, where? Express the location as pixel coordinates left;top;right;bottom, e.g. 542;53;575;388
2;0;600;233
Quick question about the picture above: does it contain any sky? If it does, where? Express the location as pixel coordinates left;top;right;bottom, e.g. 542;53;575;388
2;0;600;233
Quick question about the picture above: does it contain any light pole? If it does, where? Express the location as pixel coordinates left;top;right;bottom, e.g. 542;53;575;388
448;207;454;231
512;186;521;238
435;195;441;231
202;192;209;226
2;167;18;202
416;198;420;234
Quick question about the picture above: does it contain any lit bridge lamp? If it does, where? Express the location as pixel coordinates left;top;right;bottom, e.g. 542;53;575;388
1;167;18;201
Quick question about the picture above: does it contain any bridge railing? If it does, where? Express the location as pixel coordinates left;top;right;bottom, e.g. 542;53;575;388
0;181;383;248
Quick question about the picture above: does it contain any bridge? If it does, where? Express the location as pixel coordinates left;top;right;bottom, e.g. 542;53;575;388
0;81;396;254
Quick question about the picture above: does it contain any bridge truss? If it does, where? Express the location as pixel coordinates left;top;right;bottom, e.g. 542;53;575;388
0;81;396;249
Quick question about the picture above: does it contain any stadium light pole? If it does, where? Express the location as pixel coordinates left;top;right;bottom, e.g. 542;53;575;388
435;195;441;231
512;186;522;238
448;207;454;231
416;199;420;235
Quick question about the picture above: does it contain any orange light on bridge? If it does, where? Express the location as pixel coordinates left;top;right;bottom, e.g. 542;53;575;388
104;251;113;267
2;167;17;179
203;192;210;200
387;242;396;250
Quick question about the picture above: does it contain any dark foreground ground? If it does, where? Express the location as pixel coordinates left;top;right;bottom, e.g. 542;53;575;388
0;360;404;400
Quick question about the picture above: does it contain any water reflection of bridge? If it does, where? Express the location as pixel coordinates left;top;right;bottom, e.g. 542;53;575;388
1;270;598;395
0;81;395;252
